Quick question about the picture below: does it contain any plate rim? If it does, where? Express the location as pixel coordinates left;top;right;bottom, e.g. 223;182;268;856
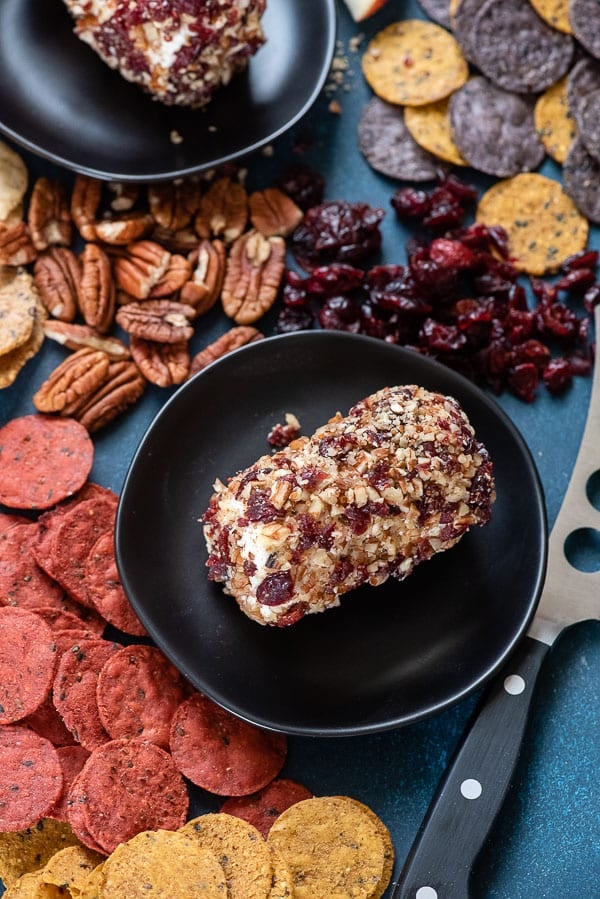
0;0;337;182
116;330;548;736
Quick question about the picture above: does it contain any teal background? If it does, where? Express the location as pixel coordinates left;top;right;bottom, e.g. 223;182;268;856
0;2;598;896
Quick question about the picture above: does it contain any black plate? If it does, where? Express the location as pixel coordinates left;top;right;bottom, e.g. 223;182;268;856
0;0;336;181
116;332;547;736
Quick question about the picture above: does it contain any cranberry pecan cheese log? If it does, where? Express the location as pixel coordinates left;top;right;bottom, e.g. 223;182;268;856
203;385;495;626
62;0;266;108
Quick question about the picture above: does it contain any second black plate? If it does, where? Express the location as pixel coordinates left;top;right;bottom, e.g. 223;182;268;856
0;0;336;181
116;332;547;736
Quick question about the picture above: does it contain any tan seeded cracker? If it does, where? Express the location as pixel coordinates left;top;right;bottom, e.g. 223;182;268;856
529;0;572;34
0;295;45;388
0;820;82;889
267;795;387;899
336;797;395;899
404;98;467;166
476;173;589;275
0;141;28;222
534;76;577;164
362;20;468;106
75;862;105;899
2;871;64;898
40;846;105;895
101;830;226;898
268;845;294;899
180;813;273;899
0;268;40;355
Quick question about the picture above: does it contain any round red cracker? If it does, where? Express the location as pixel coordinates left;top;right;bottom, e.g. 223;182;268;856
0;415;93;510
76;738;189;854
85;532;147;635
169;693;287;796
96;645;187;749
23;696;76;748
35;496;117;608
66;770;108;854
0;606;57;724
0;511;28;535
49;745;91;823
33;605;105;636
0;521;65;609
220;778;314;838
53;637;119;750
0;725;63;830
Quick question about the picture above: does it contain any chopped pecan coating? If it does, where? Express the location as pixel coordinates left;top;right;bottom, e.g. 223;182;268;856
221;230;286;324
34;247;81;322
116;299;195;343
28;177;72;250
130;336;190;387
195;177;248;244
189;326;264;376
180;239;225;317
79;243;116;333
33;347;110;413
249;187;304;237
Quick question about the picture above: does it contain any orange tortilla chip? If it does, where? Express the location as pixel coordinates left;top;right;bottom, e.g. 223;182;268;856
404;98;467;166
534;76;577;164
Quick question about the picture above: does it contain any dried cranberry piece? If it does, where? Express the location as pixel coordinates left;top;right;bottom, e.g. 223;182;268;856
296;514;334;551
583;284;600;313
275;163;325;211
422;188;465;231
554;269;596;294
267;422;300;448
510;339;551;371
543;358;573;394
535;300;579;342
319;296;361;332
291;201;384;271
342;505;371;535
256;571;294;606
420;318;467;353
438;172;478;204
275;307;314;333
561;250;599;271
508;362;538;402
246;490;282;523
305;263;364;296
391;187;432;220
429;238;475;272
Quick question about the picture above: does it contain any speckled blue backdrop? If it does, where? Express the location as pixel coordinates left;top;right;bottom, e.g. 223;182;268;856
0;1;598;896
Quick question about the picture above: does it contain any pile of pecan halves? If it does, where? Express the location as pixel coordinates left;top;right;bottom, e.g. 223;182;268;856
0;170;303;431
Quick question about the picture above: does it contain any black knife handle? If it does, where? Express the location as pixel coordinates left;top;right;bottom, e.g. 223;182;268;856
392;635;551;899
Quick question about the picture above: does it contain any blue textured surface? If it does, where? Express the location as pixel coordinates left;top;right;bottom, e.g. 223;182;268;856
0;2;599;896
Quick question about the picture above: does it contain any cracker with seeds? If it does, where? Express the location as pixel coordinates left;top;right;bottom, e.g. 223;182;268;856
0;269;40;356
362;19;468;106
0;140;28;222
476;173;589;275
569;0;600;60
563;137;600;223
530;0;572;33
40;845;104;894
358;96;444;180
404;97;467;166
0;298;45;388
534;76;577;164
0;820;82;889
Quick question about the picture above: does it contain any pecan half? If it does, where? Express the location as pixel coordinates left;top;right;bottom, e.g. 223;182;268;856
69;360;146;432
116;299;195;343
28;178;72;250
148;179;200;231
249;187;303;237
149;254;193;299
0;221;37;266
43;321;130;359
94;212;154;245
130;336;190;387
79;243;116;333
150;225;199;254
33;347;110;413
195;177;248;244
33;247;80;322
108;182;139;212
189;326;264;376
221;230;286;324
180;239;225;316
113;241;171;299
71;175;102;241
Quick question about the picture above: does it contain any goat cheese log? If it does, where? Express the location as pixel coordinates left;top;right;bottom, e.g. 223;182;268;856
203;385;496;626
62;0;266;108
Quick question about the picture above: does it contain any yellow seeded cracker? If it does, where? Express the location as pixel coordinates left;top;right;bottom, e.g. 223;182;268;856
101;830;226;899
335;797;395;899
404;99;467;166
0;297;45;388
180;813;273;899
529;0;572;34
362;20;468;106
267;795;387;899
534;76;577;164
268;846;294;899
476;174;589;275
0;141;28;222
0;268;41;355
0;820;82;889
74;863;105;899
40;846;104;895
3;871;64;898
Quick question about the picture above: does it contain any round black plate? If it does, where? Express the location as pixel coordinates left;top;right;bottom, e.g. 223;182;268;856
116;332;547;736
0;0;336;181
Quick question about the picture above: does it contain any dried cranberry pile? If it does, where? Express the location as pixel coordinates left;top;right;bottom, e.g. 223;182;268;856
275;174;597;402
